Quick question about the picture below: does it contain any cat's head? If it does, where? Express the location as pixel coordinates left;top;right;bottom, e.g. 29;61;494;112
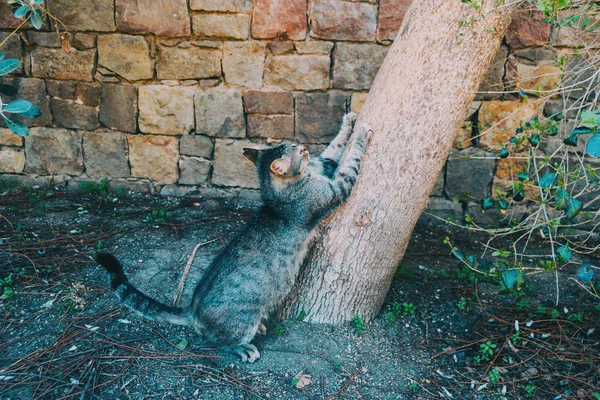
243;142;310;184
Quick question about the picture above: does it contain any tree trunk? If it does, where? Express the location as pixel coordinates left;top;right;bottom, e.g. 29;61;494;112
280;0;518;323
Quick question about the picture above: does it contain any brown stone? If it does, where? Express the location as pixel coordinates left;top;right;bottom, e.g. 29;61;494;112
247;114;294;139
31;48;95;81
505;10;550;49
252;0;307;40
180;134;214;158
223;41;266;88
453;122;473;149
50;99;100;131
377;0;412;43
192;13;250;40
98;35;154;82
295;41;334;55
72;33;96;50
0;147;24;173
264;55;330;90
332;43;388;90
0;32;23;73
75;83;102;107
0;2;25;29
178;156;211;185
212;139;259;188
350;93;368;114
128;135;179;184
138;86;195;135
478;101;541;150
47;0;115;32
27;31;62;47
99;84;138;133
513;64;561;93
190;0;251;12
0;78;52;127
310;0;377;41
157;45;221;80
267;41;294;55
0;129;23;146
116;0;190;37
243;90;293;114
24;128;84;176
295;93;347;143
495;158;527;181
195;88;245;138
83;131;130;179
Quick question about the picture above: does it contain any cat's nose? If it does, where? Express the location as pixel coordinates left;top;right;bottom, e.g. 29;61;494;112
299;146;308;155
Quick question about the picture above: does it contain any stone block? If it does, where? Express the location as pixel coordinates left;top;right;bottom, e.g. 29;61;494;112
0;2;25;29
75;82;101;107
24;128;84;176
495;157;528;181
431;166;444;196
310;0;376;41
31;48;95;81
477;101;541;150
47;0;115;32
453;122;473;149
506;10;550;49
295;41;334;54
99;84;137;133
116;0;190;37
223;41;266;88
157;45;221;80
0;147;25;173
98;34;154;81
252;0;307;40
419;197;463;225
179;156;211;185
192;13;250;39
333;43;388;90
350;92;368;114
0;32;22;72
50;99;100;130
0;128;23;146
212;139;259;188
477;45;508;100
377;0;412;43
445;149;495;199
128;134;179;184
267;41;294;55
139;86;195;135
83;131;130;178
0;78;52;127
295;93;347;143
243;90;293;114
180;134;214;158
247;114;294;139
72;33;96;50
195;87;245;138
264;55;330;90
190;0;251;12
511;63;561;93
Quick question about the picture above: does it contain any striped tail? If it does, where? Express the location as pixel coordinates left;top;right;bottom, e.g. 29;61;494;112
95;252;191;326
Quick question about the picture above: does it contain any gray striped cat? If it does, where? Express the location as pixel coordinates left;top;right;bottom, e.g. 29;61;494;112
96;112;372;362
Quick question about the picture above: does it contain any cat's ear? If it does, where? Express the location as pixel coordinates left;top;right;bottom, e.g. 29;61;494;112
270;158;290;176
242;148;260;164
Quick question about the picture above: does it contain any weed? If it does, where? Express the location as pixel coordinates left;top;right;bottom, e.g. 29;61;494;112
524;384;536;398
536;305;547;314
510;332;521;345
80;178;110;196
516;297;530;311
272;324;284;336
384;312;395;324
549;309;560;319
353;315;366;335
394;264;415;281
402;302;417;317
0;274;15;300
144;209;172;224
567;312;583;323
409;380;419;391
392;302;402;316
457;298;468;311
488;369;500;387
475;340;497;363
297;310;307;321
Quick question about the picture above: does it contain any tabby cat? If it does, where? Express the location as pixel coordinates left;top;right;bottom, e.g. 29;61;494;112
96;112;372;362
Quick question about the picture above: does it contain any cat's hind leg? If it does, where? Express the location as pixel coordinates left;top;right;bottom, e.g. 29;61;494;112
320;112;356;163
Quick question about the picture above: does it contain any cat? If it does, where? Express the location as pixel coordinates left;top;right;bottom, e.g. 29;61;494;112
95;112;372;362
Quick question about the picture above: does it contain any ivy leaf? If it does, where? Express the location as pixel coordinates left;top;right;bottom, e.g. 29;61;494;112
554;188;570;211
0;59;20;76
502;270;525;290
13;5;29;19
3;100;33;114
497;199;508;209
571;126;594;135
499;148;509;158
30;10;42;30
3;115;28;136
586;133;600;157
0;83;18;96
556;244;572;264
512;191;525;202
453;249;465;261
563;134;578;146
481;197;493;210
577;264;594;284
517;172;529;181
539;172;556;189
565;197;583;220
528;134;540;146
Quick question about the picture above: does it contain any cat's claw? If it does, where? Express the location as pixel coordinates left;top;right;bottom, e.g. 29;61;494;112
343;112;357;125
235;344;261;363
258;323;267;335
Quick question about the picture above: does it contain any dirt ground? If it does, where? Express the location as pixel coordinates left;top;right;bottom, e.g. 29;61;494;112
0;181;599;399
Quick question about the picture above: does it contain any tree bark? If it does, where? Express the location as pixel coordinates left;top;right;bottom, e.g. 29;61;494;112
280;0;518;323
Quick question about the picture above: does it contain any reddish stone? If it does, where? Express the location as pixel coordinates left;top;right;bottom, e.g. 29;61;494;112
505;10;550;49
252;0;307;40
0;2;23;29
377;0;413;43
310;0;376;41
116;0;190;37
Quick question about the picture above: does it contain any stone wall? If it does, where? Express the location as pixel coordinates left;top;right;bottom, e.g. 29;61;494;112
0;0;595;221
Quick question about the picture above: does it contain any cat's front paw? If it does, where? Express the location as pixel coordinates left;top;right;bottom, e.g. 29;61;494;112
355;122;373;143
343;112;357;126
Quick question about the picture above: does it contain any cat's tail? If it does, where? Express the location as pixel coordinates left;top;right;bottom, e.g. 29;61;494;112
95;252;192;326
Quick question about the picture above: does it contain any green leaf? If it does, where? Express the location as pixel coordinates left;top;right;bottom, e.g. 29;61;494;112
517;172;529;181
528;134;540;146
19;104;41;119
554;188;570;211
577;264;594;284
502;269;524;290
539;172;556;189
580;110;598;128
497;199;508;209
512;191;525;202
563;134;578;146
3;100;33;114
593;392;600;400
31;10;42;30
4;115;28;136
586;133;600;157
499;148;509;158
565;197;583;220
556;244;571;264
571;126;594;135
0;58;20;76
481;198;493;210
13;5;29;19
